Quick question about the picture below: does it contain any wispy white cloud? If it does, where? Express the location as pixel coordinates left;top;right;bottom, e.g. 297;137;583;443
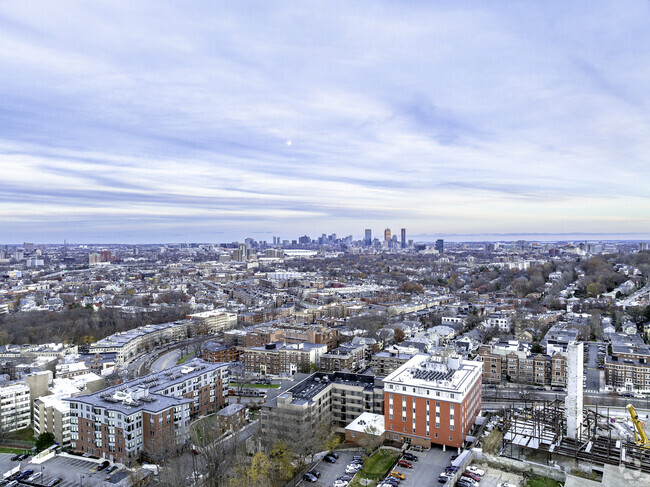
1;1;649;242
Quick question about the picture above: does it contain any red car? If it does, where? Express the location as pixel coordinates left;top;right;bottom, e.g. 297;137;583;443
397;460;413;468
462;471;481;482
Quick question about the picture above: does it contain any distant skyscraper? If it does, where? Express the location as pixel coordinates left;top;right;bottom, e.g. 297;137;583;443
435;239;444;254
238;243;247;261
400;228;406;249
384;228;391;242
365;229;372;246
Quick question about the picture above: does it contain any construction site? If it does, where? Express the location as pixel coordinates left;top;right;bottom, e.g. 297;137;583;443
491;342;650;482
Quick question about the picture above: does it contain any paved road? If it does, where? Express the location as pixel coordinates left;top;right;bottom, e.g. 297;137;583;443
151;349;182;372
585;342;602;392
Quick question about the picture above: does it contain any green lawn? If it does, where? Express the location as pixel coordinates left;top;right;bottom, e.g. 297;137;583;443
349;449;400;487
230;382;280;389
177;353;193;365
6;427;35;443
0;447;26;454
526;477;563;487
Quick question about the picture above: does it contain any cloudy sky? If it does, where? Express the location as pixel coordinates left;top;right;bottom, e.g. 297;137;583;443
1;1;650;244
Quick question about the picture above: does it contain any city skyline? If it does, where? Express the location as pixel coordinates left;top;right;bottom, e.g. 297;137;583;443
2;2;650;243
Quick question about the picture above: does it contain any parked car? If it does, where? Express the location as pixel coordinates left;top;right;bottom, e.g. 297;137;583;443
457;480;475;487
462;471;481;482
410;445;425;452
333;480;349;487
382;479;400;486
323;455;337;463
328;451;339;459
106;465;119;474
466;466;485;476
345;464;362;474
389;471;405;480
497;483;518;487
18;454;29;461
397;460;412;468
46;479;62;487
439;472;454;483
458;477;479;487
309;470;321;478
28;473;42;482
450;454;459;461
445;466;460;472
302;472;317;482
402;453;418;461
19;469;34;480
97;460;110;471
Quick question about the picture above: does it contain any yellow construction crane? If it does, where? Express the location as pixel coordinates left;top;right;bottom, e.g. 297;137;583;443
627;403;650;448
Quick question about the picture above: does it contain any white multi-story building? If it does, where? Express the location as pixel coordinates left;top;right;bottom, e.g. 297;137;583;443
0;383;31;432
34;373;105;446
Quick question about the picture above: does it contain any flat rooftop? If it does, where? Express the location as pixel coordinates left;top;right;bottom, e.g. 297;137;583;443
277;371;379;405
66;359;227;414
611;332;650;357
384;354;482;394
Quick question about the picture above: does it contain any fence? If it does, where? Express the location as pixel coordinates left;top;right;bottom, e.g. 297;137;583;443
0;438;34;449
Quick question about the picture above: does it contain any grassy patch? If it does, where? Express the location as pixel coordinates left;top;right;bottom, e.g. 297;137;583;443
350;449;400;487
177;353;193;365
230;382;280;389
526;477;562;487
6;427;35;442
0;447;27;454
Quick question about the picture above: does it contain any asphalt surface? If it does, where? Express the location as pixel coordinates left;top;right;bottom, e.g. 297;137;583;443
16;455;125;487
294;450;358;487
395;445;455;487
150;348;182;372
584;342;602;393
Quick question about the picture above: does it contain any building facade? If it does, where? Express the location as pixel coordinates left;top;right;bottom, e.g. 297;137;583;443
243;342;327;376
66;359;228;465
383;354;482;449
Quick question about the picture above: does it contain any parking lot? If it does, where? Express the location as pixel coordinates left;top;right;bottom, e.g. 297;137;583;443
295;450;359;487
14;455;127;487
0;453;27;478
294;445;456;487
393;445;455;487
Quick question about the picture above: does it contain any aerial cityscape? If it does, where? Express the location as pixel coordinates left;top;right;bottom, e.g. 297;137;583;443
2;2;650;487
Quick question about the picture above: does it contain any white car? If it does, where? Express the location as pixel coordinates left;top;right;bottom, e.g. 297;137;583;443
466;466;485;476
497;483;518;487
345;464;362;474
333;480;349;487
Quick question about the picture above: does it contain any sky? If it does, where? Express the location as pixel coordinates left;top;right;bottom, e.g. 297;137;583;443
1;1;650;244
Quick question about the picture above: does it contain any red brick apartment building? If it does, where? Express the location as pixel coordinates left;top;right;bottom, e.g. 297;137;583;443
66;359;229;465
383;354;482;449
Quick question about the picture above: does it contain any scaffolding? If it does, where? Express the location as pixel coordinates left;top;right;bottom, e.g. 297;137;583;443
498;402;650;474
